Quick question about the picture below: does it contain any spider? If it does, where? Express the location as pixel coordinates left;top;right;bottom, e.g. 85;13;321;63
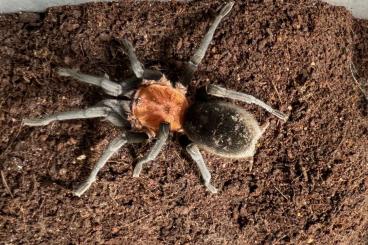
24;2;288;196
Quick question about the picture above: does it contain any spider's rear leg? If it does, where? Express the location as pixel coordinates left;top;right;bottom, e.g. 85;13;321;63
186;143;218;194
207;84;289;122
133;122;170;177
74;132;148;197
180;2;234;86
23;99;128;128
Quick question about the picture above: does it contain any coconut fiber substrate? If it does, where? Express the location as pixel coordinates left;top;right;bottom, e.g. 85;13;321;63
0;0;367;244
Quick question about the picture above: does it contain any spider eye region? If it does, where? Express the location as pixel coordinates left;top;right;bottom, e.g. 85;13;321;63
183;101;263;158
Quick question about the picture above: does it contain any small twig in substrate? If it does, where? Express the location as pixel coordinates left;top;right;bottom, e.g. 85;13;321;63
1;170;14;198
0;123;23;162
273;183;289;201
350;63;368;101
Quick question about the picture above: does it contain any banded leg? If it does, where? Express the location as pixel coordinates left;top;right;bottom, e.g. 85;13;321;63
74;132;148;197
181;2;234;85
133;123;170;177
57;68;132;97
186;143;218;194
23;103;127;128
207;84;289;122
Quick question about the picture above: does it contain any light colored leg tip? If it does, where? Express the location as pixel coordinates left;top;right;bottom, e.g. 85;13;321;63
73;187;87;197
272;109;288;122
73;180;94;197
206;183;218;194
22;118;33;126
73;191;83;197
22;118;48;126
220;2;235;17
57;67;73;77
132;165;142;177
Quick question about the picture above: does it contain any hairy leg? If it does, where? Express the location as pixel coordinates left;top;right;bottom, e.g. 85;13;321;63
121;39;163;81
186;143;218;194
24;100;128;128
97;99;130;127
57;68;136;97
121;39;145;79
133;123;170;177
74;132;148;196
207;84;288;122
180;2;234;86
24;106;112;126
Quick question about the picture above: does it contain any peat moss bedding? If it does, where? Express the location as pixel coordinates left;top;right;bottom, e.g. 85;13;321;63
0;0;367;244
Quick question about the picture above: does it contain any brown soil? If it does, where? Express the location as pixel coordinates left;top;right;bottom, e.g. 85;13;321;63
1;0;367;244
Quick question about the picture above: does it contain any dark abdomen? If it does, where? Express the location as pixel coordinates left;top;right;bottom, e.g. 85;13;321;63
183;101;260;158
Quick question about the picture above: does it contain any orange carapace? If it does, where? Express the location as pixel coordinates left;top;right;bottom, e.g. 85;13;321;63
131;76;189;136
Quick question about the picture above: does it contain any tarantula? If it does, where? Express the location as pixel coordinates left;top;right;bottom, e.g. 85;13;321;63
24;2;287;196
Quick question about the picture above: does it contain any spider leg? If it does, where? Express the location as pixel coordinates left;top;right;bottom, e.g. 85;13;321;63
207;84;289;122
121;39;145;79
186;143;218;194
121;39;163;81
181;2;234;86
57;68;136;97
133;122;170;177
97;99;130;127
74;132;148;197
23;101;128;128
142;69;163;81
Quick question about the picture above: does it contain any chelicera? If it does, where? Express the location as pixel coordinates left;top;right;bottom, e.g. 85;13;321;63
24;2;288;196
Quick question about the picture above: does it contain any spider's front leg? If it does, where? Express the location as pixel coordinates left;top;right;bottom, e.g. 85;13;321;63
57;68;137;97
23;99;128;128
121;39;145;79
58;39;162;96
181;1;234;86
121;39;163;81
57;39;148;96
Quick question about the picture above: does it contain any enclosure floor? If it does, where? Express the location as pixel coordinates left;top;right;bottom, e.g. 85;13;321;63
0;0;367;244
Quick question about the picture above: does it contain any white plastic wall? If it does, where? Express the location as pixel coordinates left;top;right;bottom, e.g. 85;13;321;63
0;0;367;19
323;0;368;19
0;0;112;13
